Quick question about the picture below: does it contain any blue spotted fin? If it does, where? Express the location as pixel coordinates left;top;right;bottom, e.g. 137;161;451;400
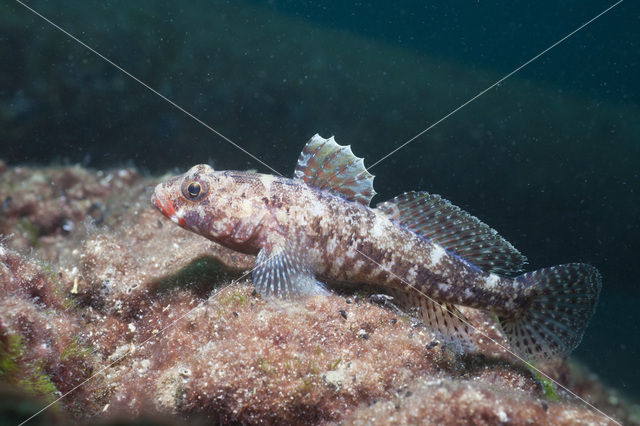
253;239;327;298
294;134;376;206
389;288;475;354
375;191;527;275
500;263;601;360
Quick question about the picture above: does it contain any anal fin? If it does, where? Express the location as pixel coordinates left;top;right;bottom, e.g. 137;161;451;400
388;288;476;354
253;239;327;299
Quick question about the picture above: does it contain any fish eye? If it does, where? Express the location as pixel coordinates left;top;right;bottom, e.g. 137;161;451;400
187;182;201;197
181;179;208;201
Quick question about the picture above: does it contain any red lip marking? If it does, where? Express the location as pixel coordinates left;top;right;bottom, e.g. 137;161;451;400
152;193;175;218
152;193;187;227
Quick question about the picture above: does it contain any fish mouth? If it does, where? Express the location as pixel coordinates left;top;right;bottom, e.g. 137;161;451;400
150;192;162;211
151;192;170;216
151;191;185;226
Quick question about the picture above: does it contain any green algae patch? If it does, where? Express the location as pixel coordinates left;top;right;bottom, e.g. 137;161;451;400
218;287;250;309
329;357;342;371
256;357;275;376
60;336;93;362
37;259;77;310
297;377;316;396
538;374;559;401
19;362;58;398
0;333;23;377
0;333;59;404
17;218;40;247
526;362;559;401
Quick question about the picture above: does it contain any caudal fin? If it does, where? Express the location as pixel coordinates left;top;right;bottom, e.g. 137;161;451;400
498;263;601;361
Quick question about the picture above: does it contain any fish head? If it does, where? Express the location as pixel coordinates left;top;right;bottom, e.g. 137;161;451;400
152;164;268;253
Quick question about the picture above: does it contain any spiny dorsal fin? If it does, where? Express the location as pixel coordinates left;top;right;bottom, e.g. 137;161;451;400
375;191;527;275
294;134;376;206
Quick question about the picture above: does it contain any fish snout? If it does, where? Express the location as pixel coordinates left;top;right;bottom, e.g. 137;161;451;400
150;191;162;211
151;186;184;226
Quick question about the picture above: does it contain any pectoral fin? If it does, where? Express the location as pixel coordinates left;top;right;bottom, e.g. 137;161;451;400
253;240;326;299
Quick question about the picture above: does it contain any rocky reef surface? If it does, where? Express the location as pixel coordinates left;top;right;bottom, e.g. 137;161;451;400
0;160;637;425
4;0;640;398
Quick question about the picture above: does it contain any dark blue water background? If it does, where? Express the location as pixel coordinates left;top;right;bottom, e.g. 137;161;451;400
1;0;639;400
251;0;639;106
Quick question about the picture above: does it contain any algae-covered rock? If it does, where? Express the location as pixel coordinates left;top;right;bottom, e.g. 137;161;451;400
2;0;640;409
0;162;637;425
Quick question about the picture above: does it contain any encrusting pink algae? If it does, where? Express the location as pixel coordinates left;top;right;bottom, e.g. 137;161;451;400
0;161;637;425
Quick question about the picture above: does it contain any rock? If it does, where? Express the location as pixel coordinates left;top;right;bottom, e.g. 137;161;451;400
0;163;636;425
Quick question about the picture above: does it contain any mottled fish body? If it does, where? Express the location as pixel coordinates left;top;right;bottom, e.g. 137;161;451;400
152;134;601;361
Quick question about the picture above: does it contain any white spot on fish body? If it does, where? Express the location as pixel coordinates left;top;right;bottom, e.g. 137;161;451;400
236;199;253;218
428;244;446;269
370;213;388;239
406;266;418;283
484;273;501;289
309;200;326;218
326;236;337;254
330;254;344;275
275;209;289;225
352;260;365;274
345;242;358;258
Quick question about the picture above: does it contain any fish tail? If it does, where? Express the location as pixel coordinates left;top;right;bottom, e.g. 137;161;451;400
498;263;601;361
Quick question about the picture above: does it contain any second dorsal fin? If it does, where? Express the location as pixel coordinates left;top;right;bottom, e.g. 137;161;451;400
293;134;376;206
375;191;527;275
